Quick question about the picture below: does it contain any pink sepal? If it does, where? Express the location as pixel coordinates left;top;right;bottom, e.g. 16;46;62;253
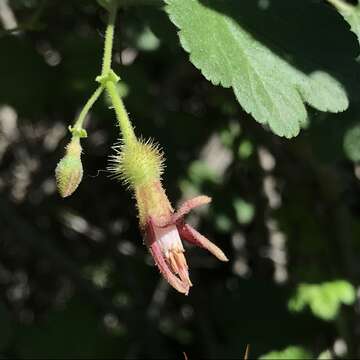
145;220;190;295
172;196;211;224
178;222;228;262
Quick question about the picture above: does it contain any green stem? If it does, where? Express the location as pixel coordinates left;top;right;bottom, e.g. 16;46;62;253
73;85;104;132
66;0;136;143
67;1;116;136
68;0;117;136
106;81;136;144
102;1;118;76
100;1;137;146
70;0;136;144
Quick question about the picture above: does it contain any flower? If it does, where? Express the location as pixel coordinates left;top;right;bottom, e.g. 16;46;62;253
109;139;228;295
137;181;228;295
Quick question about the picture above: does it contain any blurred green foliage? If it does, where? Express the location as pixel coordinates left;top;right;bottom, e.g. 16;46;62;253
289;280;356;321
260;346;313;360
344;123;360;162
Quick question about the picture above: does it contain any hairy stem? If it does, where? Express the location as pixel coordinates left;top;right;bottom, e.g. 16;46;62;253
73;86;104;131
68;0;117;136
101;1;137;145
70;0;137;144
102;1;118;76
106;80;136;144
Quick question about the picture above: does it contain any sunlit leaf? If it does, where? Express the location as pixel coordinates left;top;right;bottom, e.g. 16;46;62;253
328;0;360;44
344;123;360;162
260;346;312;360
165;0;348;138
288;280;356;321
233;198;255;225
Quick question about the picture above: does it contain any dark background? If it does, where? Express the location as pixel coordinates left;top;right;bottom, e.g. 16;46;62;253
1;0;360;358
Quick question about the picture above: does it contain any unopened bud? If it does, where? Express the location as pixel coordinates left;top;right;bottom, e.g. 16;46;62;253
55;138;83;197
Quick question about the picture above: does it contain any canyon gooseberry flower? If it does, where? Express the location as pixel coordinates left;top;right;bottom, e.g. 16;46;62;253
110;139;228;295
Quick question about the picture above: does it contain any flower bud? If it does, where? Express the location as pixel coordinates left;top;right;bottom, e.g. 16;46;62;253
55;138;83;198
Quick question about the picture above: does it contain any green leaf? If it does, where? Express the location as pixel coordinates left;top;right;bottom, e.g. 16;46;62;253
233;198;255;225
165;0;348;138
188;160;220;185
344;123;360;162
328;0;360;44
238;139;253;159
317;350;332;360
97;0;111;10
288;280;356;321
260;346;313;360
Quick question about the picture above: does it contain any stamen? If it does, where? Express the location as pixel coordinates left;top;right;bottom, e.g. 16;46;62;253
151;223;192;293
168;251;180;273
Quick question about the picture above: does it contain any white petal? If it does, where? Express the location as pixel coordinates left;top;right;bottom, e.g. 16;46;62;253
153;224;184;256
